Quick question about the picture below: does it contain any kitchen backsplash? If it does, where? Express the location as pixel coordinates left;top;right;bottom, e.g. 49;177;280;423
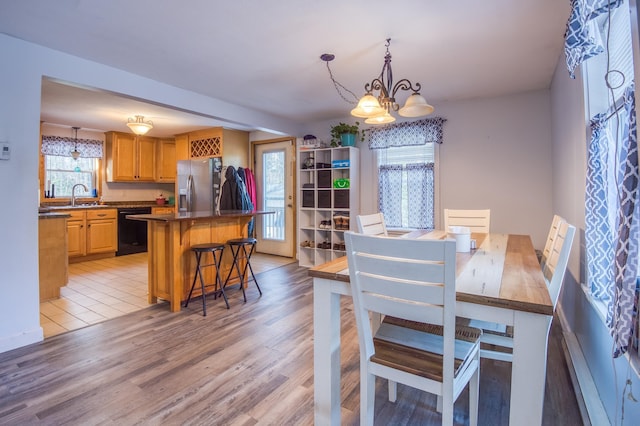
101;181;174;202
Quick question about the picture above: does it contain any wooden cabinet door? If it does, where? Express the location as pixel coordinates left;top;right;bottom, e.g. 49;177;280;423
112;133;137;181
87;219;117;253
67;219;86;257
152;207;175;214
156;138;176;182
136;136;157;181
86;209;117;254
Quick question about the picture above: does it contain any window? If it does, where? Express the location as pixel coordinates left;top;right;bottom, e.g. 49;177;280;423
370;118;445;230
41;133;104;199
44;155;98;198
377;144;435;229
569;0;638;357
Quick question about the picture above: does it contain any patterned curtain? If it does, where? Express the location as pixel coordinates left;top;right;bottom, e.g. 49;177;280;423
586;84;638;357
564;0;623;78
379;164;403;227
406;163;434;229
41;135;104;158
368;117;446;149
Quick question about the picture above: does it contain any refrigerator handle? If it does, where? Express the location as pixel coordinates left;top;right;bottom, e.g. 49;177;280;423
186;174;193;211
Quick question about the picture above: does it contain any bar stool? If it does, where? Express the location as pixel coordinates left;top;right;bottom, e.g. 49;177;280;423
223;237;262;302
184;242;228;315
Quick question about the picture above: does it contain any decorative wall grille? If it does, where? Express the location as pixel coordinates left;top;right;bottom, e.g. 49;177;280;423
190;137;222;158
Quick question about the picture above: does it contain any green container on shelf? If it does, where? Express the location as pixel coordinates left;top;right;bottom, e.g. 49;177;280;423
340;133;356;146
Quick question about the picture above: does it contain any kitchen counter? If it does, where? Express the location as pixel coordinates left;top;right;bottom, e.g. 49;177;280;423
126;209;267;222
130;209;274;312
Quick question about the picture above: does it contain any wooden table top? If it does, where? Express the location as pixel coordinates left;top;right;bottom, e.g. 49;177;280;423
308;232;553;316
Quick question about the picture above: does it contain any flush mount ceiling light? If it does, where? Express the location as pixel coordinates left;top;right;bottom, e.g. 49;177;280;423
70;126;81;160
322;38;434;125
126;115;153;135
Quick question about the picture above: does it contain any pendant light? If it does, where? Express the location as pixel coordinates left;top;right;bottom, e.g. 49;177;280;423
70;126;81;160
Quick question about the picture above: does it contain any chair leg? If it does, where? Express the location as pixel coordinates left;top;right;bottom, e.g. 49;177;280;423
197;258;207;316
223;245;247;302
388;380;397;403
361;368;375;426
469;360;480;426
184;252;202;311
212;249;229;309
243;244;262;295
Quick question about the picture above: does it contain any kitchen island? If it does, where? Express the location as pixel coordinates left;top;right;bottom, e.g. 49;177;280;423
128;209;273;312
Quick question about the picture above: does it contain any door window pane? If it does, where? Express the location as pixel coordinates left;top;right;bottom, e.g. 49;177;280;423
262;150;285;240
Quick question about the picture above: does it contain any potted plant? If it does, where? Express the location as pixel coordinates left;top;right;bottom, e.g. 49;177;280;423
330;122;366;147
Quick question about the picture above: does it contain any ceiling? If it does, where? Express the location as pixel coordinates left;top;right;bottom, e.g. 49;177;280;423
1;0;570;137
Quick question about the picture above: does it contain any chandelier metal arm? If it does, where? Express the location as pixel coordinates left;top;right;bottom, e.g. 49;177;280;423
391;79;422;97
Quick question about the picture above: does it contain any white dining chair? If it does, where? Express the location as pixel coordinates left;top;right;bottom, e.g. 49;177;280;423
465;220;576;362
356;212;388;236
539;214;563;270
443;209;491;233
344;231;481;426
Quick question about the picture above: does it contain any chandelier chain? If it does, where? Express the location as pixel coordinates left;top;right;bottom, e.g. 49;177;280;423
324;61;359;105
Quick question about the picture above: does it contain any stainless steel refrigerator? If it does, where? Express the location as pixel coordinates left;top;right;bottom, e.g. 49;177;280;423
177;157;223;212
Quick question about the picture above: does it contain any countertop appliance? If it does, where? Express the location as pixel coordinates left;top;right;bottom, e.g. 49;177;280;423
177;157;223;212
117;206;151;256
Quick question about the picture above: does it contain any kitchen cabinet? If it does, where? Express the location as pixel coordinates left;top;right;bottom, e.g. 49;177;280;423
174;127;249;162
105;131;156;182
156;138;176;182
39;214;69;301
152;206;175;214
65;208;117;261
87;209;118;254
66;210;86;257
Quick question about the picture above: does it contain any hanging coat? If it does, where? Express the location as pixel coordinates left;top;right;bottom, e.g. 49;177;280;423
220;166;242;210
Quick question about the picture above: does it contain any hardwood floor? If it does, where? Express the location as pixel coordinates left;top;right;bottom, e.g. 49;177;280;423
3;263;582;425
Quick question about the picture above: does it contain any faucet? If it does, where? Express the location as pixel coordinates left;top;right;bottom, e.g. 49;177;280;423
71;183;88;207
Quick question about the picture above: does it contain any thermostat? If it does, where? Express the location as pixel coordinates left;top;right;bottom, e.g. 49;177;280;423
0;142;9;160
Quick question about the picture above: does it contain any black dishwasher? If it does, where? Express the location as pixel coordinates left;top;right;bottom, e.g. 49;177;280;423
116;207;151;256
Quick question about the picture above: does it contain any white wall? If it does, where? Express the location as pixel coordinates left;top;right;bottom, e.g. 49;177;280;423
550;51;640;423
0;33;303;353
305;90;554;249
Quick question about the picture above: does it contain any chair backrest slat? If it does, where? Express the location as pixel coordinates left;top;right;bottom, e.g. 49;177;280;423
444;209;491;233
357;213;388;236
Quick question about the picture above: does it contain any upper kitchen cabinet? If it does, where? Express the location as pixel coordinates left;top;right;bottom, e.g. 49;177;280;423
156;138;176;183
105;131;156;182
174;127;249;163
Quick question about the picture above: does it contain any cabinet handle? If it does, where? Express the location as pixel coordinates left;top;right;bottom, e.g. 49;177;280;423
97;213;107;217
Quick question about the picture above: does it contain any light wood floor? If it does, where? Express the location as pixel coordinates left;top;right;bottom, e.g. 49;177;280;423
4;263;582;425
40;252;295;338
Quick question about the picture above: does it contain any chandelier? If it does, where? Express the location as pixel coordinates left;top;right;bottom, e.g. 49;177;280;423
126;115;153;135
350;39;434;124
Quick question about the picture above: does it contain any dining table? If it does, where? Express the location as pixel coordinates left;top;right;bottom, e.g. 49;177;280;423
309;231;553;426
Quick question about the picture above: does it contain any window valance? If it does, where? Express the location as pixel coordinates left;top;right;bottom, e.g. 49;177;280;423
368;117;446;150
564;0;623;78
41;135;104;158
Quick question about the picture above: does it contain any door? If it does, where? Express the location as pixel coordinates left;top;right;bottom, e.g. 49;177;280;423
253;139;295;257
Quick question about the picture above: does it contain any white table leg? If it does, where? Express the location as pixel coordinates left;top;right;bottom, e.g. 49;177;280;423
510;311;552;425
314;278;342;426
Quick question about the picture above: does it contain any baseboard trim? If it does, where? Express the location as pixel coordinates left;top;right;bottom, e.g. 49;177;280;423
557;307;610;426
